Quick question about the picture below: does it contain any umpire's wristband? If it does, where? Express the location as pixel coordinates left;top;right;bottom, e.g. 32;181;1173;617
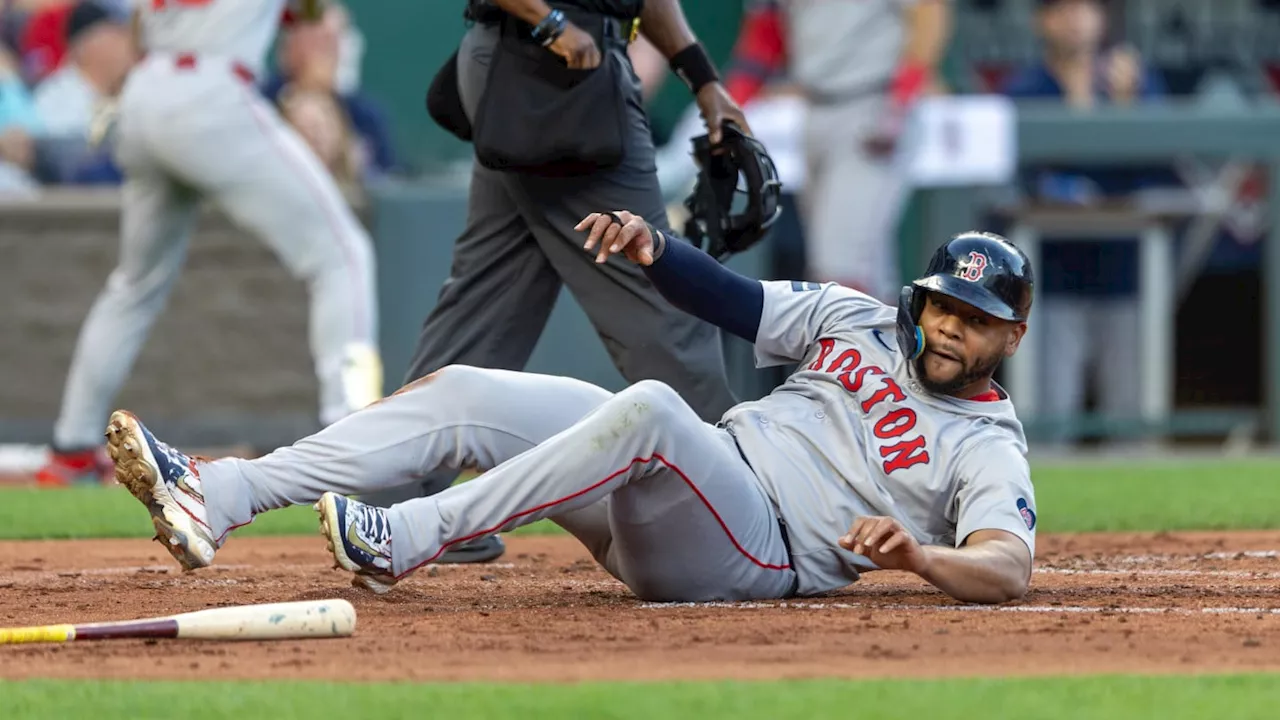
670;42;719;95
530;8;567;47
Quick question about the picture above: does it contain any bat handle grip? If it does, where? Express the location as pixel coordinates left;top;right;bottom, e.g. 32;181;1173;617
0;624;75;645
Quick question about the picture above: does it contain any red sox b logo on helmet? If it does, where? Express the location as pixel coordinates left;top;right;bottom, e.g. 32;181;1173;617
957;251;988;282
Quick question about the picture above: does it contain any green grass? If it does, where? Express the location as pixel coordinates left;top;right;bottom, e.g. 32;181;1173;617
0;486;561;540
1030;458;1280;532
1;459;1278;540
2;674;1279;719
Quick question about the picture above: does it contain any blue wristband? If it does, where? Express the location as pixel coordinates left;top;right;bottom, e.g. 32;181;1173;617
530;9;567;47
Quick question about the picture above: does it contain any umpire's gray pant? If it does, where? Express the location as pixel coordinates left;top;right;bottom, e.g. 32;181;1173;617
361;23;738;507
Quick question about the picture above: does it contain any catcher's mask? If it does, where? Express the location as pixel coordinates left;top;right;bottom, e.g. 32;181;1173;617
682;121;783;261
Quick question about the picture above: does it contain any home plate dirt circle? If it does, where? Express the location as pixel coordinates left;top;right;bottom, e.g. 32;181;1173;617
1;532;1279;682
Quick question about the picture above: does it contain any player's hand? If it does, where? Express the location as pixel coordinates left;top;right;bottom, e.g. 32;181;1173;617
695;82;753;145
1103;44;1142;105
549;23;601;70
574;210;656;266
839;516;929;575
862;109;906;158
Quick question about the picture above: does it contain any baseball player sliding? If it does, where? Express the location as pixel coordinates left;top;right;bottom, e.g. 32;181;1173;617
38;0;382;486
103;213;1037;604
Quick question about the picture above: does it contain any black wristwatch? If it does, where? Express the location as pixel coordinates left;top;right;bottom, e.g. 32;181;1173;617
530;9;567;47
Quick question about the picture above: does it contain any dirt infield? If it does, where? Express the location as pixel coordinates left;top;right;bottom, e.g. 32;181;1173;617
1;531;1279;683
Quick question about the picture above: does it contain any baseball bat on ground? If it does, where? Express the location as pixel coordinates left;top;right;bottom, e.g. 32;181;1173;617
0;598;356;645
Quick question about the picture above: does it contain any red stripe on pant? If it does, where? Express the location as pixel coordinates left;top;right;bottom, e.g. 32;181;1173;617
398;453;791;580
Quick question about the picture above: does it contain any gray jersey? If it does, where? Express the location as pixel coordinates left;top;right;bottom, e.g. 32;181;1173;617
136;0;291;79
777;0;921;100
722;281;1037;596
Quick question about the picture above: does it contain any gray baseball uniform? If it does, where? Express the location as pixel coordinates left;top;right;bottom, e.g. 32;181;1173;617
193;281;1036;601
51;0;382;451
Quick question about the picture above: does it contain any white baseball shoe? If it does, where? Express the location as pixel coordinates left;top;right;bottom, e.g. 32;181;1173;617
105;410;217;570
316;491;398;594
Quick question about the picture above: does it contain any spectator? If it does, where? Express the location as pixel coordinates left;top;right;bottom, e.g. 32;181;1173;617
33;0;131;137
0;42;40;194
1001;0;1173;446
262;2;397;180
31;0;133;184
277;84;362;189
16;0;72;85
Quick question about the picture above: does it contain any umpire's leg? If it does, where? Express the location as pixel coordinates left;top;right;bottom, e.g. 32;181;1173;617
357;27;564;564
367;25;740;563
359;162;562;563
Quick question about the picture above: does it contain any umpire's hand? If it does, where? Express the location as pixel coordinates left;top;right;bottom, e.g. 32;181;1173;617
575;211;656;266
549;22;602;69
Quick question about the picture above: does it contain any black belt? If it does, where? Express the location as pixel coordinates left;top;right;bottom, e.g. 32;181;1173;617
777;518;799;597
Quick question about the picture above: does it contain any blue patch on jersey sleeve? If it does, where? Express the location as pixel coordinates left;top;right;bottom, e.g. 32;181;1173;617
790;281;822;292
1017;497;1037;531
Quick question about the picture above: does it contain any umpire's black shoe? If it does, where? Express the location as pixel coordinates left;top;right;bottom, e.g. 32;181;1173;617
436;535;505;564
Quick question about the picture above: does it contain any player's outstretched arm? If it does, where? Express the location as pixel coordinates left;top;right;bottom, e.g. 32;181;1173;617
575;210;764;343
840;517;1031;604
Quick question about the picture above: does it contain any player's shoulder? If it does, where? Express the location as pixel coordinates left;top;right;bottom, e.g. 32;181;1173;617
952;419;1030;478
767;279;890;306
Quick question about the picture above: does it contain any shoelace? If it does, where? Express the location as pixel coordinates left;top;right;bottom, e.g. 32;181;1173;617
353;504;392;553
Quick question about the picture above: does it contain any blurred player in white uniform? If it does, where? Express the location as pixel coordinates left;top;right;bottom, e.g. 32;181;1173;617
721;0;954;302
37;0;382;486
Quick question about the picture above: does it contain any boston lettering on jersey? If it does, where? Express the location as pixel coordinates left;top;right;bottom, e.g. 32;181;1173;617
806;337;930;475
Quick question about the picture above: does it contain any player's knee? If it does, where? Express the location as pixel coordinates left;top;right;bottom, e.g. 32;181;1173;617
614;380;695;430
416;364;488;391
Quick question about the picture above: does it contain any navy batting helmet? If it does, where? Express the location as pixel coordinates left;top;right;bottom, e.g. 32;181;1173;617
896;231;1035;361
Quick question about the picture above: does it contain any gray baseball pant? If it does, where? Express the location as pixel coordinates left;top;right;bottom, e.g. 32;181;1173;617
199;365;798;602
801;93;910;304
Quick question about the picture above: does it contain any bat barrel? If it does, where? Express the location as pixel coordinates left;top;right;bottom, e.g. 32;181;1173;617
173;599;356;641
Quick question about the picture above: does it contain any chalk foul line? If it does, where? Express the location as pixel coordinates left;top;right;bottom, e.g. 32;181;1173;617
639;601;1280;615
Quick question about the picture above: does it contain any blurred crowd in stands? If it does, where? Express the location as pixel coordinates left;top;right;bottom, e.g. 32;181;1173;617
0;0;398;197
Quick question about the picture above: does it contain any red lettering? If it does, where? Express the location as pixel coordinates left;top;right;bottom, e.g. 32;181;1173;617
825;349;861;374
874;408;917;439
881;436;931;474
860;378;907;413
848;365;883;392
824;349;864;392
808;338;836;371
806;342;933;473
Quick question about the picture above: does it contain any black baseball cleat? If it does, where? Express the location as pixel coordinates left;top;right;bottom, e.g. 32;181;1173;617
435;535;505;564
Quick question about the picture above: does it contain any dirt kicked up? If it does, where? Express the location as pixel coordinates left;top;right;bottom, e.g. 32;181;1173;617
1;532;1278;683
